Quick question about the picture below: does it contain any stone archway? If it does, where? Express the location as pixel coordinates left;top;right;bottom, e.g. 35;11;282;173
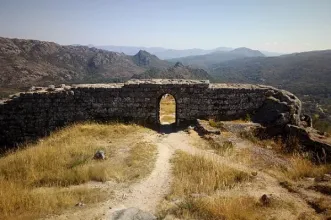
157;93;177;125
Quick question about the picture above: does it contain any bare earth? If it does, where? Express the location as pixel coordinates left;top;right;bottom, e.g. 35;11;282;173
45;127;330;220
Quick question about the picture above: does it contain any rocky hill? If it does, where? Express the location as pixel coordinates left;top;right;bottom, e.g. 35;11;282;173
0;37;174;88
131;50;171;69
132;62;212;80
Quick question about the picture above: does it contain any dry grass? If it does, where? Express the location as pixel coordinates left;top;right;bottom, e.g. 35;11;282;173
160;95;176;124
169;151;250;197
281;154;331;180
157;151;268;219
0;122;157;219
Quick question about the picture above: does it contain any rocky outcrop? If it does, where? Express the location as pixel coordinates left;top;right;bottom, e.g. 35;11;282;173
0;79;301;147
285;125;331;162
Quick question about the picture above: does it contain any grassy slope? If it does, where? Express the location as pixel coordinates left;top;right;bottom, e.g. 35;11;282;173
0;122;157;219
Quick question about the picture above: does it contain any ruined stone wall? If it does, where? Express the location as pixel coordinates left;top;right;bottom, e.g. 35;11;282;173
0;79;302;147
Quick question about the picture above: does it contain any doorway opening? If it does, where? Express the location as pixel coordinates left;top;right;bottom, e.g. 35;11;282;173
159;94;176;125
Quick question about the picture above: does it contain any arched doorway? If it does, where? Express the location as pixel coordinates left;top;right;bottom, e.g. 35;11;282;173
159;94;176;125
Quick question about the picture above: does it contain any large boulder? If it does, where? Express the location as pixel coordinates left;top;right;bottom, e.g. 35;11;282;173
253;89;302;127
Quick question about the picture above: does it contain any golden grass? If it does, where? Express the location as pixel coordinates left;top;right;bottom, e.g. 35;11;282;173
0;180;103;220
160;95;176;124
157;151;264;219
282;154;331;180
169;151;249;197
161;115;175;123
0;122;157;219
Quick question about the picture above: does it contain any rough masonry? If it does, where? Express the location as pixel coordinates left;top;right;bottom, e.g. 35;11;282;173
0;79;302;147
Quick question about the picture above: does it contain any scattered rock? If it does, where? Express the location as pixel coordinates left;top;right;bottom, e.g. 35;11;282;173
111;207;156;220
260;194;271;206
323;174;331;181
251;171;258;177
308;183;331;195
64;85;71;91
75;202;85;207
47;85;56;91
94;150;105;160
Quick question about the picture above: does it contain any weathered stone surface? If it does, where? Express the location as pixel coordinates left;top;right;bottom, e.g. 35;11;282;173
285;125;331;162
0;79;302;147
111;207;156;220
195;119;221;135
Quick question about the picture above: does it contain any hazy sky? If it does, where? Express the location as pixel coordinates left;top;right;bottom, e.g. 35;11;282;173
0;0;330;53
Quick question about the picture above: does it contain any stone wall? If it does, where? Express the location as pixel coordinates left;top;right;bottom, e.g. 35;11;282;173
0;79;302;147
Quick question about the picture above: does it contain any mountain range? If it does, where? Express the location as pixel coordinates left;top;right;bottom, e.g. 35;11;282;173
168;47;265;69
0;37;213;90
91;45;283;59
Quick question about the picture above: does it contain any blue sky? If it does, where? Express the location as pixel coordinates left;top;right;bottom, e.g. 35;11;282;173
0;0;330;53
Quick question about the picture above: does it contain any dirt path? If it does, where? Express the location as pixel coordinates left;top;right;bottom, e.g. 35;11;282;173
45;129;323;220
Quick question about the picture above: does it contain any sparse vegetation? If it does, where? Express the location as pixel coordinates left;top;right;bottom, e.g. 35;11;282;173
0;122;157;219
157;151;275;219
208;119;224;129
281;153;331;180
205;137;235;155
169;151;250;197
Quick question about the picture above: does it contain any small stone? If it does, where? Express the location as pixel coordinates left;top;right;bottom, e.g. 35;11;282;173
94;150;105;160
75;202;85;207
260;194;271;206
64;86;72;91
251;171;258;176
47;85;56;91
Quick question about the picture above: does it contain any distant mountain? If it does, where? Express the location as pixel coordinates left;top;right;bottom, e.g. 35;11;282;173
132;62;212;80
0;37;209;90
168;48;265;69
210;50;331;131
229;47;265;57
0;37;142;87
131;50;171;69
95;45;233;59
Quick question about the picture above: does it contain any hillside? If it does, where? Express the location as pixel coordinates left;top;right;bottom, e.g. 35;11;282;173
210;50;331;132
132;62;212;80
0;37;172;88
131;50;171;69
168;47;265;69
